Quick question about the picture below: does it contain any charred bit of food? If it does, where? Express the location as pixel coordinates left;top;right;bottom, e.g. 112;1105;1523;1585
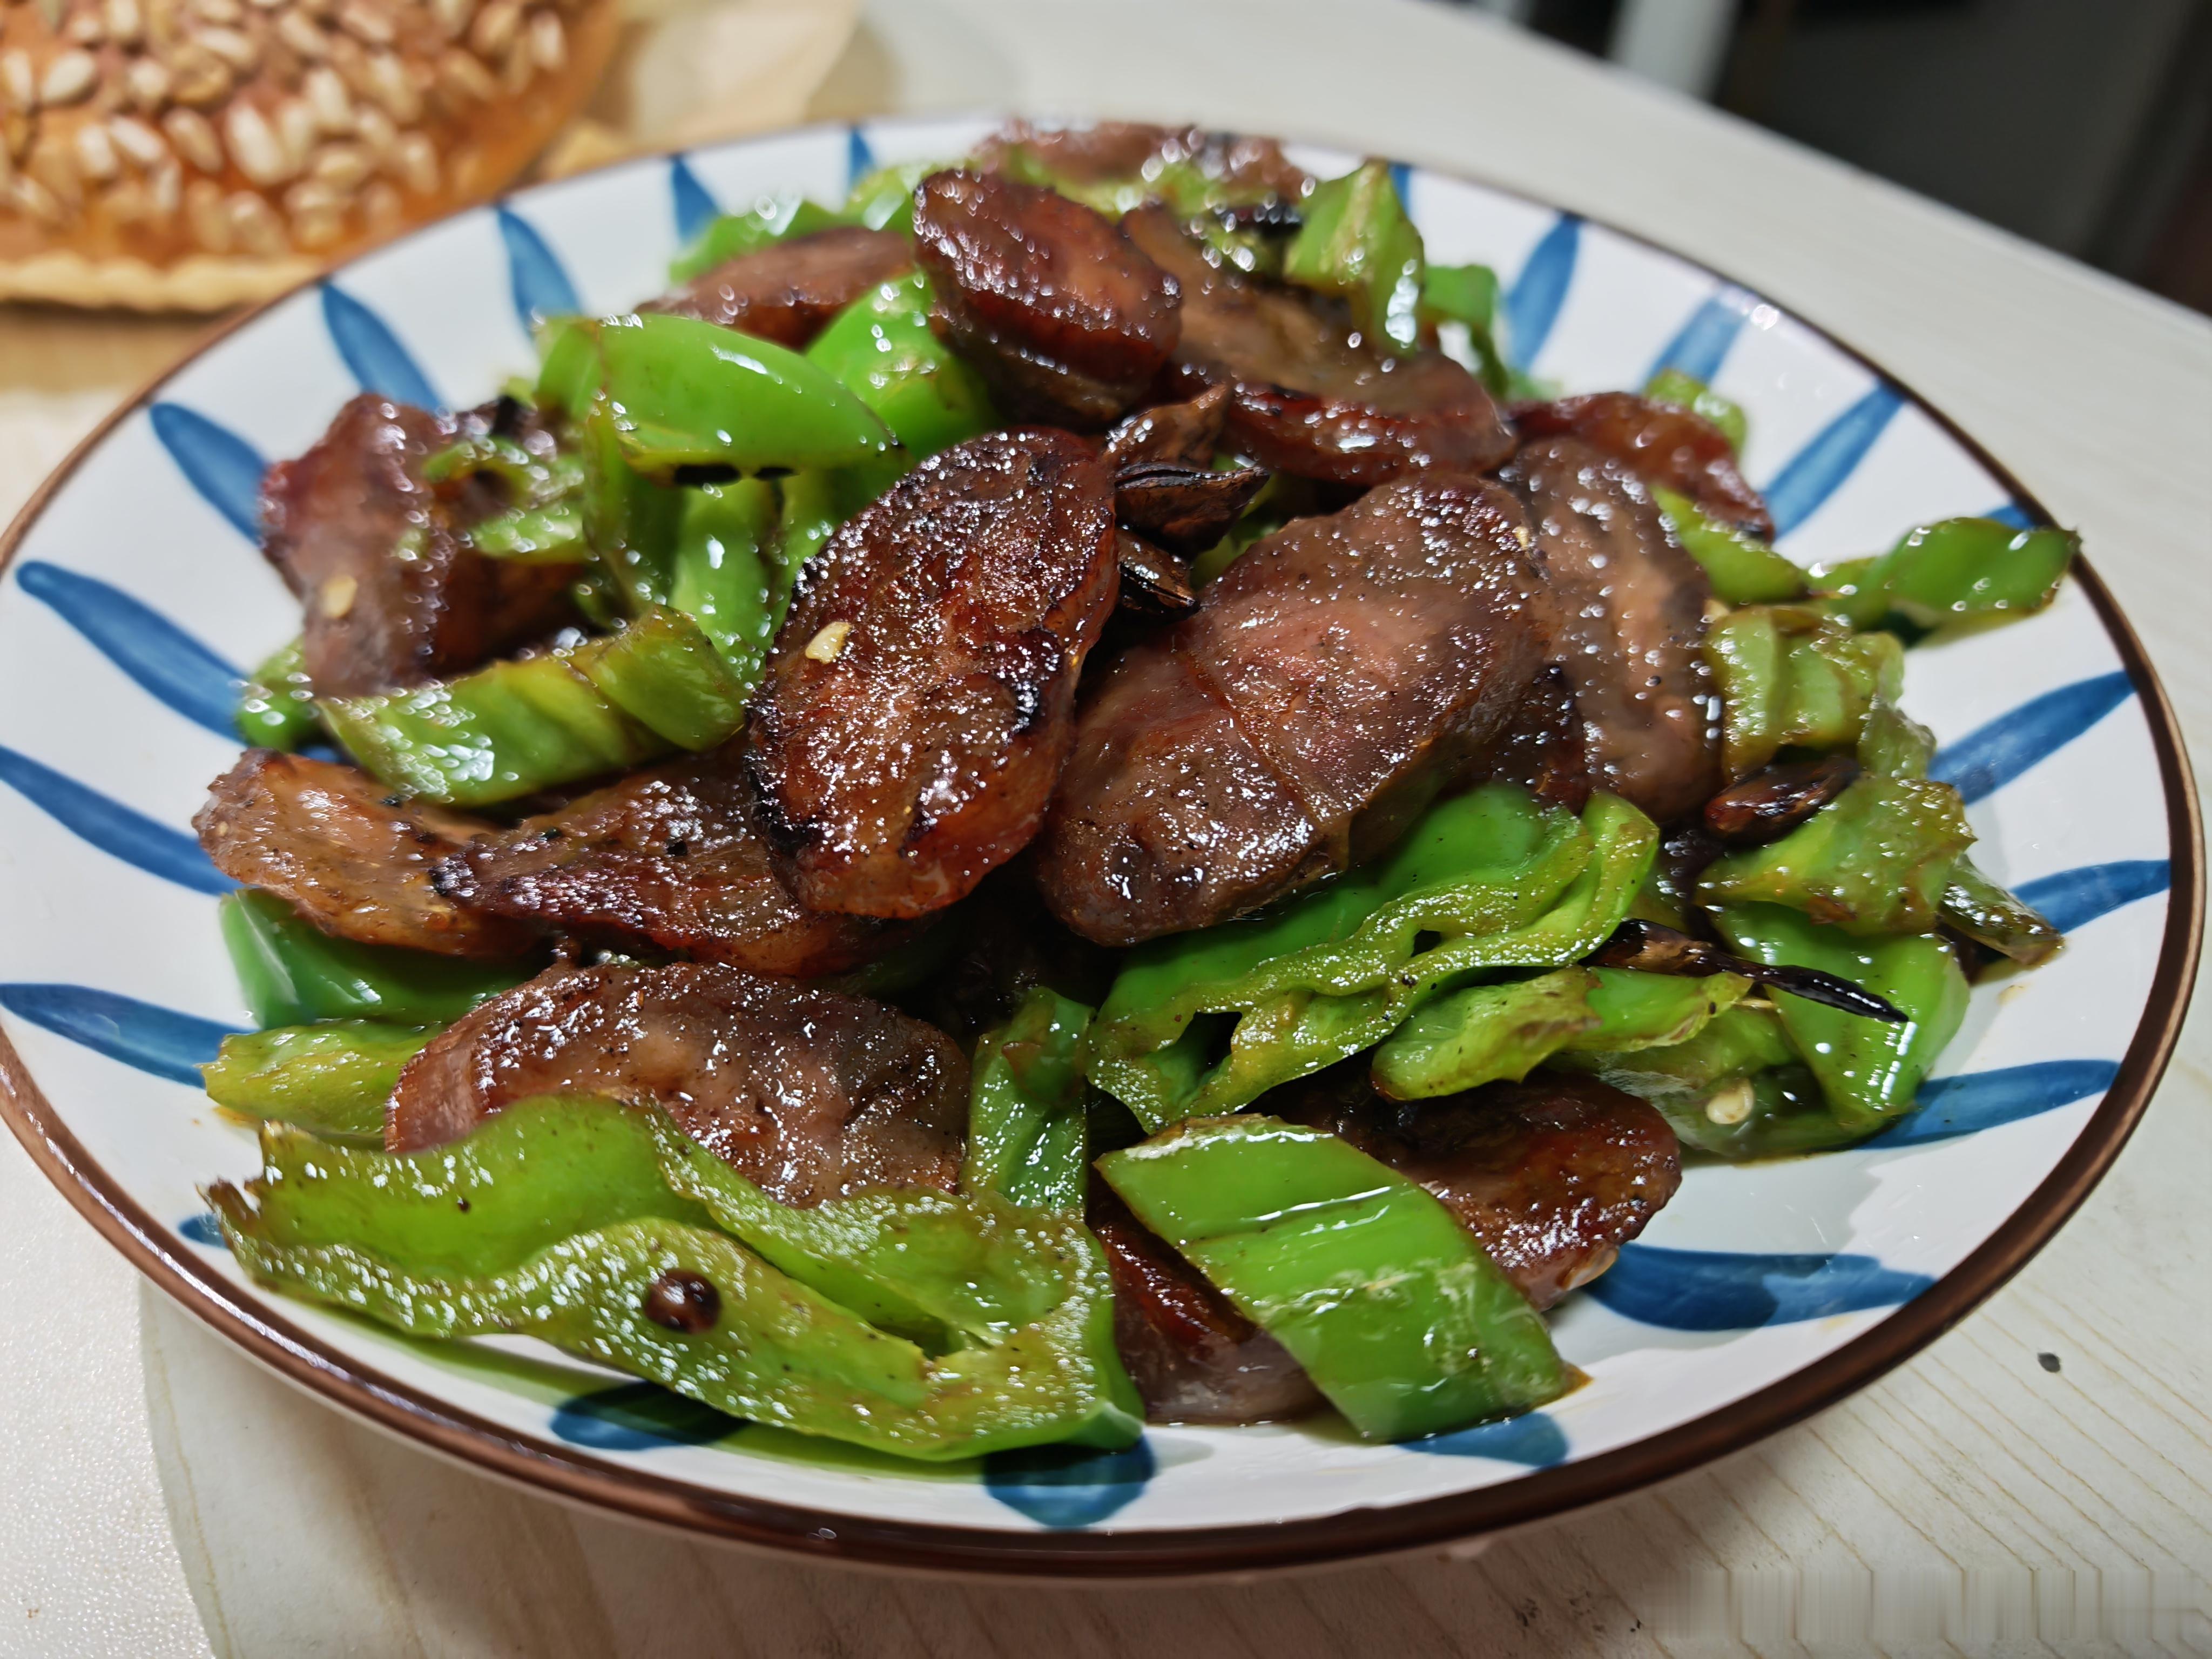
1587;919;1908;1023
1703;756;1863;845
1114;528;1199;618
1112;461;1271;555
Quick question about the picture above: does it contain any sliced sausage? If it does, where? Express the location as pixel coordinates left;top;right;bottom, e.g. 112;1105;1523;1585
1088;1186;1325;1425
1515;392;1772;537
746;428;1118;919
1035;471;1550;946
913;169;1182;424
974;120;1311;204
260;394;582;699
1279;1068;1681;1311
646;226;914;349
195;749;534;960
1121;205;1514;487
1103;385;1230;470
429;747;911;978
1459;664;1594;812
1502;435;1722;825
386;962;967;1204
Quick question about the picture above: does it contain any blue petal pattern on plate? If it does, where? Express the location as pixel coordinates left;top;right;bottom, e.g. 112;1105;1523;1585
985;1438;1156;1528
0;744;231;894
148;403;265;541
0;984;237;1086
321;284;441;409
497;205;581;328
1986;501;2033;530
179;1213;227;1249
846;124;875;188
1930;671;2135;804
1586;1243;1934;1331
14;562;242;739
551;1382;741;1450
1647;285;1753;384
669;155;719;243
1872;1061;2119;1148
1764;382;1905;536
1503;214;1580;370
2016;859;2169;933
1409;1412;1569;1466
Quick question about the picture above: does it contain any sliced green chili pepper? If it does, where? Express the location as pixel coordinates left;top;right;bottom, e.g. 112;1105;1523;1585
1704;604;1905;777
1282;159;1424;355
239;1095;711;1275
1698;774;1976;936
845;159;946;235
806;270;997;457
212;1097;1141;1458
1098;1115;1566;1441
1813;518;2076;630
963;987;1094;1213
321;608;745;805
1419;261;1508;396
1370;968;1599;1100
543;315;892;480
669;196;854;285
1662;1064;1867;1159
1087;787;1656;1129
1940;851;2064;967
1643;368;1748;454
1571;967;1752;1051
467;502;586;563
1650;485;1805;604
235;639;322;751
218;890;530;1028
1714;903;1967;1131
573;398;687;615
200;1020;436;1143
1555;1000;1797;1115
667;478;784;681
1857;700;1937;779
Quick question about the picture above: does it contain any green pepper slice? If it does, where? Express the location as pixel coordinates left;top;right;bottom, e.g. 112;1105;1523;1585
1698;774;1977;936
1419;261;1508;397
845;159;945;235
1282;160;1425;355
1714;903;1967;1131
1098;1116;1566;1442
200;1019;437;1143
805;270;997;458
669;197;855;284
1642;368;1748;454
1940;851;2064;967
963;987;1094;1213
667;478;783;679
1704;604;1905;777
1813;517;2076;630
1370;968;1600;1100
218;891;531;1028
1556;1000;1798;1114
235;639;323;752
1650;485;1805;604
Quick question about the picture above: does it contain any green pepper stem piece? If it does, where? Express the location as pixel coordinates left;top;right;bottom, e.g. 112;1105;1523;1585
218;890;531;1028
1650;485;1805;604
201;1020;438;1144
1698;774;1977;937
1098;1116;1565;1441
1714;903;1967;1130
234;638;323;752
963;987;1095;1212
1282;159;1426;355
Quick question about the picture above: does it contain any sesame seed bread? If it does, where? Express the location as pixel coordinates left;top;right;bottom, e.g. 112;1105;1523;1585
0;0;618;310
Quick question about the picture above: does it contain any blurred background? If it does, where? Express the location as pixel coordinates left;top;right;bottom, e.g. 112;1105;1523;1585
1445;0;2212;316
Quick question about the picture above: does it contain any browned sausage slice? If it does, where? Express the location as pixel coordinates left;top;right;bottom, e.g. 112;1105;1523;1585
746;428;1118;919
974;121;1312;204
196;749;535;960
646;226;915;349
1502;435;1722;825
1103;385;1230;470
429;747;913;977
1121;205;1514;487
1035;472;1549;946
913;169;1181;424
1279;1069;1682;1311
260;394;581;699
1515;391;1772;537
386;962;967;1205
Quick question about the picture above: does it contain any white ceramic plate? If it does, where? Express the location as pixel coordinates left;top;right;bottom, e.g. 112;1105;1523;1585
0;116;2198;1575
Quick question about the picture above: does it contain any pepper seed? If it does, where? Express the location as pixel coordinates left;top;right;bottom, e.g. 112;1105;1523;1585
804;619;852;663
643;1269;721;1334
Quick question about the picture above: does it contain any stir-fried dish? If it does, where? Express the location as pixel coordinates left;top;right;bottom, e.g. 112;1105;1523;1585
197;123;2080;1460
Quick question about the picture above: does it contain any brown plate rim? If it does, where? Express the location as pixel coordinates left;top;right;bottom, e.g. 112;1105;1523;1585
0;116;2200;1579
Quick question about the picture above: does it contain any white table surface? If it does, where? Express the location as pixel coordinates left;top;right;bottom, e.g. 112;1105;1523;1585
1;3;2207;1653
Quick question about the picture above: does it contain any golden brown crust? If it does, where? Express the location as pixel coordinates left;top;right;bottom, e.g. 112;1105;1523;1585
0;0;618;308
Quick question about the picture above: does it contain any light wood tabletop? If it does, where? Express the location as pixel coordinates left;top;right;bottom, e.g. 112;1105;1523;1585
1;2;2206;1653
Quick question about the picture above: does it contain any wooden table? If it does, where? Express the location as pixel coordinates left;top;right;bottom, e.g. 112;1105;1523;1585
2;2;2206;1652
